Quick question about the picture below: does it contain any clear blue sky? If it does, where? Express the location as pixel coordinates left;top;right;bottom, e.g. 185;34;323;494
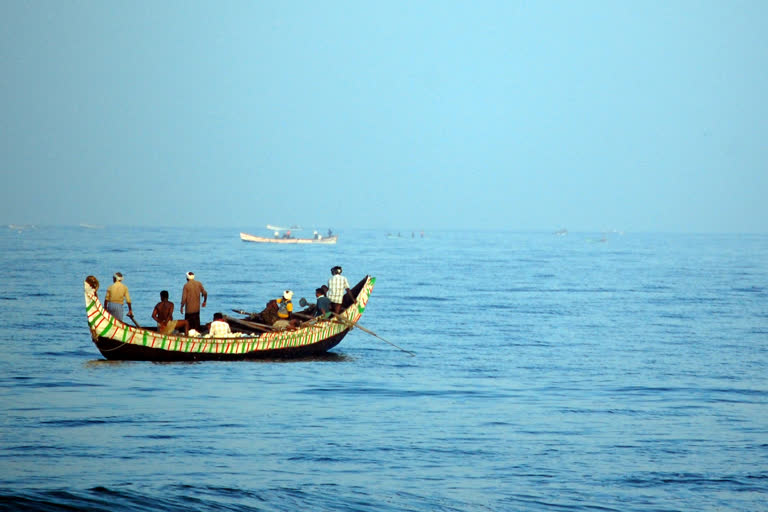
1;1;766;233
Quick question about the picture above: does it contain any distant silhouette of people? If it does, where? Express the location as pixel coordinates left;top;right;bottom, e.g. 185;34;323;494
181;271;207;331
152;290;189;336
105;272;133;322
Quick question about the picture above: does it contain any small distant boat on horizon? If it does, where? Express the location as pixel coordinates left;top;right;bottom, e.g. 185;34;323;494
7;224;37;233
241;226;337;244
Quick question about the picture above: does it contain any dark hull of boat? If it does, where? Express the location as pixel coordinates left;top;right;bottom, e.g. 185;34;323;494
94;329;350;361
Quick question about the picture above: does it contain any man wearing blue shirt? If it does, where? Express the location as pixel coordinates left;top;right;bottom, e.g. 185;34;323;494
314;287;332;317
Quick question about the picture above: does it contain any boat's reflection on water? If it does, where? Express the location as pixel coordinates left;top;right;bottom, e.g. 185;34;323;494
84;352;353;367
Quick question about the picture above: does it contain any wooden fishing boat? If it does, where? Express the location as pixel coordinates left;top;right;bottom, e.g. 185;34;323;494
240;232;338;244
84;275;375;361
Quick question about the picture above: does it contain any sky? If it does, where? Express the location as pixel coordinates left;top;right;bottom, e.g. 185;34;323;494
1;1;766;233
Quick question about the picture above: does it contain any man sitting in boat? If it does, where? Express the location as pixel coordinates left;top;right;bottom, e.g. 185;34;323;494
207;312;233;337
273;290;294;328
152;290;189;336
314;287;332;317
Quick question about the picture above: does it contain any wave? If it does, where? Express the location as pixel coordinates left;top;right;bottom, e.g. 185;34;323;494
0;484;474;512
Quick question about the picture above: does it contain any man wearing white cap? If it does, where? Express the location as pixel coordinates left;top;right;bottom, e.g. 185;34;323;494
105;272;133;322
272;290;294;329
180;271;207;331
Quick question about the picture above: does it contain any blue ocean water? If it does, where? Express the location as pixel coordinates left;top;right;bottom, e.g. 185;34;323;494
0;226;766;511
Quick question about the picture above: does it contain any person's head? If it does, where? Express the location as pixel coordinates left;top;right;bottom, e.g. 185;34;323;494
113;272;123;283
331;266;342;275
186;271;195;281
213;312;223;321
315;287;325;297
321;285;329;294
283;290;293;301
160;290;169;300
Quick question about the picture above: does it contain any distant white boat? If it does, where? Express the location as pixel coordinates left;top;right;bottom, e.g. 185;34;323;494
79;223;104;229
240;232;337;244
7;224;36;232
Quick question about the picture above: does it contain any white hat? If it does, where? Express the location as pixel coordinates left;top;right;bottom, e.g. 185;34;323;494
186;272;195;280
113;272;123;282
283;290;293;300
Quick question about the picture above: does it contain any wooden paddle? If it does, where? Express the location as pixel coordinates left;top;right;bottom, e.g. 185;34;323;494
126;312;141;328
224;315;274;332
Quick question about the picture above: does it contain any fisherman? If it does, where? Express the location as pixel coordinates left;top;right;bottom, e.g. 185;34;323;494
181;271;207;331
104;272;133;322
327;266;354;314
273;290;294;328
314;287;332;317
152;290;189;336
207;312;233;337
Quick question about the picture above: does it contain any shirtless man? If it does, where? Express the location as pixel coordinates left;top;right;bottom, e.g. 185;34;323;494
152;290;189;336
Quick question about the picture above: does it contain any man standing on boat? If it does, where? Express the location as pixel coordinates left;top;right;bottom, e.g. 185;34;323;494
180;271;207;332
327;266;353;314
104;272;133;322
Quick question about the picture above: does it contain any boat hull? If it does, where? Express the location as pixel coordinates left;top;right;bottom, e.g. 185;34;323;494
94;330;349;361
240;232;337;244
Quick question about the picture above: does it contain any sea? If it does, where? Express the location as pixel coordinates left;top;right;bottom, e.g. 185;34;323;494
0;226;766;512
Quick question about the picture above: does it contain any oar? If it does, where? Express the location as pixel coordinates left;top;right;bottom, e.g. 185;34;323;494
332;313;415;356
127;312;141;328
224;315;274;332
